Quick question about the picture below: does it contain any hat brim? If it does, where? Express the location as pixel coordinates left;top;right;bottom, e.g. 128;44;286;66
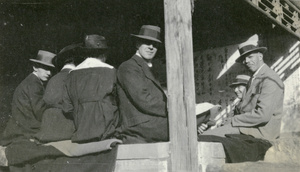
195;102;221;116
236;47;267;63
29;59;55;68
131;34;162;43
53;49;81;70
229;82;247;88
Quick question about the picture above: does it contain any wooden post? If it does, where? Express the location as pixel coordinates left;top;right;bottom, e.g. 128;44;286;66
164;0;198;171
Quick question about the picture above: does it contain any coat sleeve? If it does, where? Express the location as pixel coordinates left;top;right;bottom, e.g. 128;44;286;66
43;78;61;107
118;64;167;117
28;82;48;122
62;78;74;116
231;77;283;127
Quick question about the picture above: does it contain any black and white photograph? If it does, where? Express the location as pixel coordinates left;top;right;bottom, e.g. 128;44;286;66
0;0;299;171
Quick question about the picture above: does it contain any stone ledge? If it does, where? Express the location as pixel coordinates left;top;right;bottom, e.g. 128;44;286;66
115;142;226;172
116;142;169;160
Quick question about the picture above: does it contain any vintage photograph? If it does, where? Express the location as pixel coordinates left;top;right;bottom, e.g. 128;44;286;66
0;0;299;171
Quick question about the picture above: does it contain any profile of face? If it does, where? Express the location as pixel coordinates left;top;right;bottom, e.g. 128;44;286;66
242;52;263;73
137;39;158;61
33;65;52;82
233;84;247;99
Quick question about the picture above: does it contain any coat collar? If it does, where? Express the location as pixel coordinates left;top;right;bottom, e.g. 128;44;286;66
132;55;162;88
73;57;114;71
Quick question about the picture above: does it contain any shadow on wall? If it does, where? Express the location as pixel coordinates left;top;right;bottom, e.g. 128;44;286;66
193;33;300;133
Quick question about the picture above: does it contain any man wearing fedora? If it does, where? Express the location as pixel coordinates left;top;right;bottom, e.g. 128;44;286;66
0;50;56;146
116;25;169;143
62;35;119;143
199;34;284;141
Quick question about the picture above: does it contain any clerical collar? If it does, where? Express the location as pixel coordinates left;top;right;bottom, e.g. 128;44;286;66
136;51;153;67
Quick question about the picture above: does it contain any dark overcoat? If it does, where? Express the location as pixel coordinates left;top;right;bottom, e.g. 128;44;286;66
1;73;48;145
116;55;169;143
34;68;75;142
62;59;119;143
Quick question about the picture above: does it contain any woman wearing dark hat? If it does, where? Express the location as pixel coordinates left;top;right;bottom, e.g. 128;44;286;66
0;50;56;146
62;34;119;143
116;25;169;143
34;43;82;142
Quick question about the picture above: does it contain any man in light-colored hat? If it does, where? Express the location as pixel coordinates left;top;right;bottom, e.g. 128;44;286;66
116;25;169;143
0;50;56;146
197;75;249;134
199;35;284;141
229;74;250;100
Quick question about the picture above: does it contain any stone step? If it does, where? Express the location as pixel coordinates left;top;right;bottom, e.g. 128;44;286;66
114;142;226;172
220;162;300;172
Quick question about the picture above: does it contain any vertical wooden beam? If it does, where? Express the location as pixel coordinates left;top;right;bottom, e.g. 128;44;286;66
164;0;198;171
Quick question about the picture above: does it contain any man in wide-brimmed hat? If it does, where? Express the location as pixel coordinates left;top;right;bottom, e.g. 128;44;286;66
199;34;284;141
62;34;119;143
0;50;56;146
116;25;169;143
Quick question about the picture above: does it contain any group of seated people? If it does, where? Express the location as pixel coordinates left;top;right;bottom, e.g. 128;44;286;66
0;25;284;169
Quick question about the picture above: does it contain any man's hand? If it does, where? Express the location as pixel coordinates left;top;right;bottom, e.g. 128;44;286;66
197;123;208;134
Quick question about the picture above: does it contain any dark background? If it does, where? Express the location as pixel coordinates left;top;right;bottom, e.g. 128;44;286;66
0;0;292;132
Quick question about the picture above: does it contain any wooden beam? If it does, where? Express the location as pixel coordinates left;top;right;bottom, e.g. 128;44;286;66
164;0;198;171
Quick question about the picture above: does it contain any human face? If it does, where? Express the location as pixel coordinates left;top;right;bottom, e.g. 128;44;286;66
233;85;246;99
33;66;52;82
242;52;263;73
137;40;158;61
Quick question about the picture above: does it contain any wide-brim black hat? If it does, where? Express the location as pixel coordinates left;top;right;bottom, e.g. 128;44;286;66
52;43;83;70
131;25;162;43
235;34;267;63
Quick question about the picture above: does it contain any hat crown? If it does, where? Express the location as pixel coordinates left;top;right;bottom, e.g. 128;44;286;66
30;50;55;67
84;34;108;49
132;25;162;43
235;34;267;63
229;74;250;87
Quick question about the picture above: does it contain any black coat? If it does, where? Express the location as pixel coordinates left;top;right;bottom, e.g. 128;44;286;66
116;55;169;143
62;60;119;143
1;73;48;145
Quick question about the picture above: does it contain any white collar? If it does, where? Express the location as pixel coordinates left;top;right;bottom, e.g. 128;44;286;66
62;64;75;70
136;51;152;67
73;57;114;71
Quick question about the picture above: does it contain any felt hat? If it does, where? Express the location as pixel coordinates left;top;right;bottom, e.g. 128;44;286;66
77;34;109;56
83;34;108;49
131;25;162;43
229;75;250;88
235;34;267;63
29;50;56;68
52;43;83;70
